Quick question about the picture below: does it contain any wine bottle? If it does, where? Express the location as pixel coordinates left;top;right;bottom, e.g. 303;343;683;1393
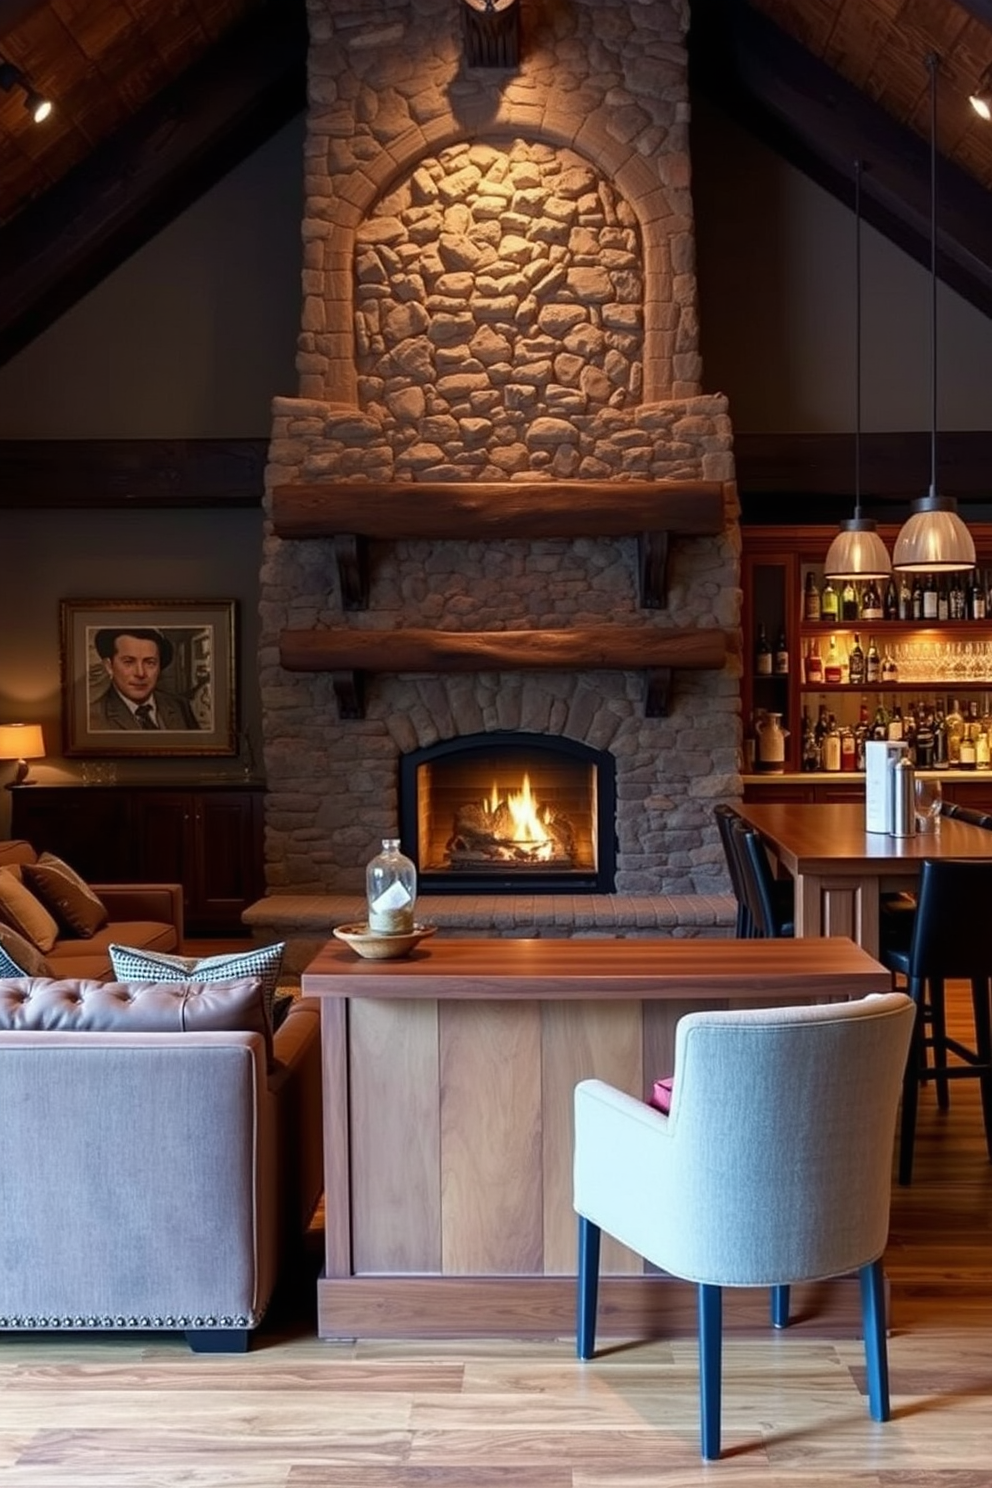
841;579;859;621
971;572;987;621
804;637;823;685
923;573;938;620
861;578;882;621
884;578;899;621
945;698;963;766
820;578;839;623
899;573;913;621
950;572;966;621
774;625;789;674
865;635;881;683
755;621;772;675
848;632;865;686
822;715;842;772
912;575;924;620
881;646;898;683
803;570;821;622
824;635;843;685
937;577;949;623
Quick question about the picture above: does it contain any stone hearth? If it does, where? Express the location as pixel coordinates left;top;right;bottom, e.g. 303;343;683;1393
256;0;742;911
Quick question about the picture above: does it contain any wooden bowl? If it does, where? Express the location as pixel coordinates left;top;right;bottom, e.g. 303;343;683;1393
332;921;437;960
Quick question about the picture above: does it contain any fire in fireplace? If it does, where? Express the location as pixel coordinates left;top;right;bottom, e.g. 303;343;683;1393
400;733;617;893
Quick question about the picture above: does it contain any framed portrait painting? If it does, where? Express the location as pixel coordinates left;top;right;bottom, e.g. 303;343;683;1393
61;600;237;757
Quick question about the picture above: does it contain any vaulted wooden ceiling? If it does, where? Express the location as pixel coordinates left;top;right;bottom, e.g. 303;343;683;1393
3;0;992;372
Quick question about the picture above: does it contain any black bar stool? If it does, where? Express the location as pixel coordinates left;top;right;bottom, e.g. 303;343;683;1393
879;858;992;1185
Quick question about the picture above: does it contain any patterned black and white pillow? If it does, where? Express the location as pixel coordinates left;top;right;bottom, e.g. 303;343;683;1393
108;941;286;1027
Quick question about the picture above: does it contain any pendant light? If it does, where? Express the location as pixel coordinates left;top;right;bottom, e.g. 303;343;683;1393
892;53;976;574
823;159;892;581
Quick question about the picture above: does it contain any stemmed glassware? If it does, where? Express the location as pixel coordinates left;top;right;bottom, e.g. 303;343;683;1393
914;776;943;832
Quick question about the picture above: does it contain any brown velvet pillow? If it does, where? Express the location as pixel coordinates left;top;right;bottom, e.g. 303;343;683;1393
0;867;60;952
24;854;109;939
0;921;55;977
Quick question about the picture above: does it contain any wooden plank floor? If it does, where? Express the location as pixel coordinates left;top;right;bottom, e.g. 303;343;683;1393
1;980;991;1485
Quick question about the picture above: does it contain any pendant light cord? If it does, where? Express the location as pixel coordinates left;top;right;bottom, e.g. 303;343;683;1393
928;51;938;500
854;158;863;515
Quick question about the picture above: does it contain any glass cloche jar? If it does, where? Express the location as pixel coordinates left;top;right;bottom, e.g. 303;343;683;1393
365;838;417;935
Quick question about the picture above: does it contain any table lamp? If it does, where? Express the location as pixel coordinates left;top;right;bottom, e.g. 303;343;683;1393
0;722;46;784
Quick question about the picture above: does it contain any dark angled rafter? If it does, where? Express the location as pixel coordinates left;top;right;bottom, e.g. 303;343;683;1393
0;0;308;367
689;0;992;321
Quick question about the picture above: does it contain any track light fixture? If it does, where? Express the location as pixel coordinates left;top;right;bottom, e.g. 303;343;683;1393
0;57;52;123
969;65;992;121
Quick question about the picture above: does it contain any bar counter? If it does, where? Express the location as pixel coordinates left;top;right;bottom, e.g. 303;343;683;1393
303;935;890;1341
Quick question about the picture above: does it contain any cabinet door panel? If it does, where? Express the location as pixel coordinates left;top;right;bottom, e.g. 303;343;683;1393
192;792;263;930
10;787;134;880
131;794;193;908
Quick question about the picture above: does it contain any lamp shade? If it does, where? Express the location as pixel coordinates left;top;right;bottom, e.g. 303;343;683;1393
0;722;45;784
823;516;892;580
892;493;976;573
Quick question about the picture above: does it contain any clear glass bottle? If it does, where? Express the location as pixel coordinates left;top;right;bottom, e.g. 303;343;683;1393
366;837;417;934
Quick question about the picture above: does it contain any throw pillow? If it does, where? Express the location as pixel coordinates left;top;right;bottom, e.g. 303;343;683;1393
23;854;109;939
108;941;286;1028
650;1076;674;1114
0;922;55;977
0;867;60;953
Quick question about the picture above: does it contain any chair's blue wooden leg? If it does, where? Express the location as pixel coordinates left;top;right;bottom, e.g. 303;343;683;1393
698;1283;722;1460
576;1215;601;1360
859;1258;891;1423
770;1284;790;1328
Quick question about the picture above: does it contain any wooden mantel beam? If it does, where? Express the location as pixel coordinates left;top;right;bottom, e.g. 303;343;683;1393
279;625;731;719
271;480;731;611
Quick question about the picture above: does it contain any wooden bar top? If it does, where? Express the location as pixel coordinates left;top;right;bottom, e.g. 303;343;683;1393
737;801;992;872
302;935;891;1001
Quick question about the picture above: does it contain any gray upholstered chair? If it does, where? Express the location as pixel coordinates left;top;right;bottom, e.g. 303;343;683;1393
573;993;915;1460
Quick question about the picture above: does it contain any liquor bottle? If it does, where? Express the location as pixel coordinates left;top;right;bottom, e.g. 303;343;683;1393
841;578;859;621
820;577;839;623
848;632;865;686
755;621;772;675
977;721;990;770
803;570;821;622
871;705;889;741
899;573;913;621
937;577;949;622
950;572;966;621
855;701;870;770
865;635;881;684
800;708;819;772
933;709;948;769
959;725;977;769
884;577;900;621
887;705;904;743
774;625;789;675
912;575;924;620
915;710;935;770
971;571;987;621
881;646;898;684
861;577;882;621
840;725;857;771
824;634;843;684
804;637;823;684
986;569;992;618
922;573;938;620
903;705;917;764
945;698;964;766
822;715;842;772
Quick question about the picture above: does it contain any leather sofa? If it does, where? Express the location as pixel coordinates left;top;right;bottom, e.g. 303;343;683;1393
0;974;323;1351
0;838;183;978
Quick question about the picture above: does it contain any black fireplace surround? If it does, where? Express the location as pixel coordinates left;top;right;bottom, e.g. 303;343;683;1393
400;732;617;894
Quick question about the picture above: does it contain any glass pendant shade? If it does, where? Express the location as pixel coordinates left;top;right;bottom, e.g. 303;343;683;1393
891;490;976;572
823;516;892;580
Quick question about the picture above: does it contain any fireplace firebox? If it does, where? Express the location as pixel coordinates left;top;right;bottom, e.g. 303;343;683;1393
400;733;616;893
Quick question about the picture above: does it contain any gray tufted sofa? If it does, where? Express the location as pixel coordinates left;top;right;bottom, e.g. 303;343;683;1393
0;975;323;1351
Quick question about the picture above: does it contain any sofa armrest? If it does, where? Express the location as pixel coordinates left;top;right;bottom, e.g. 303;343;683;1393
92;883;185;940
269;997;323;1246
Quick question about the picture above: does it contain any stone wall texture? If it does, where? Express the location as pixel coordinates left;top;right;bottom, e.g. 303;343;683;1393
259;0;743;899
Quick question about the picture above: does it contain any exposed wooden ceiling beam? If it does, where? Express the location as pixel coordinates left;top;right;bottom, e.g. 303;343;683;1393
0;0;307;367
689;0;992;321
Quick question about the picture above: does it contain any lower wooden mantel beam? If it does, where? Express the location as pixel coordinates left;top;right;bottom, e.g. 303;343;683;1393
279;625;730;719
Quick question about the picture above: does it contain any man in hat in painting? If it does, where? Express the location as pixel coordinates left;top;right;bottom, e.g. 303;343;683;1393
88;628;201;731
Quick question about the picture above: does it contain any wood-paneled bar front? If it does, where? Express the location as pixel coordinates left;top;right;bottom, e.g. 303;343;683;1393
302;935;892;1341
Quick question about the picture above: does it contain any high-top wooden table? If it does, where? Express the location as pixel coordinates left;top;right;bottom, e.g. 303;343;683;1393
737;801;992;958
302;935;891;1341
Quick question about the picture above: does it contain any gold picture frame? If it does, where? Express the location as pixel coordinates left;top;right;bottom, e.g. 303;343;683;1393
60;599;237;757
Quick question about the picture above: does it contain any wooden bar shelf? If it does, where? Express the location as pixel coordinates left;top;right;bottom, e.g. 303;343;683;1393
279;624;731;719
271;479;730;610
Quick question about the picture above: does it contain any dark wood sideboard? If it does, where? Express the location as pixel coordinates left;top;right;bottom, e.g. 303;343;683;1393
9;782;264;936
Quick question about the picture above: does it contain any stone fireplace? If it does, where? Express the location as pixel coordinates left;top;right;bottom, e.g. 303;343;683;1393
256;0;742;919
